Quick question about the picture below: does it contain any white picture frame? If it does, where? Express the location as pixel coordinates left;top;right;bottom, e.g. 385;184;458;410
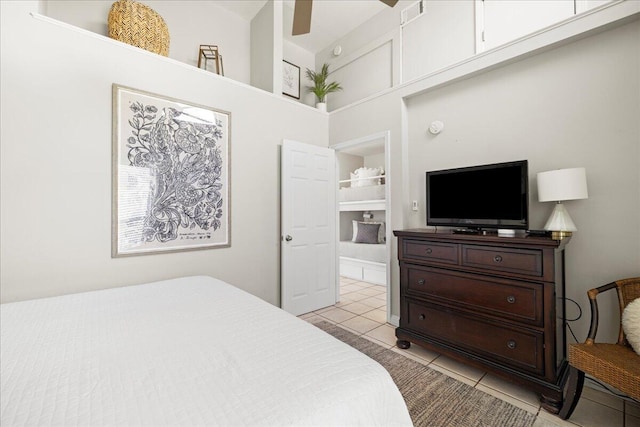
112;84;231;257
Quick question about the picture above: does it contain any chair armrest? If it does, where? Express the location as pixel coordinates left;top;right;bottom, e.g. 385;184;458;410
585;282;618;344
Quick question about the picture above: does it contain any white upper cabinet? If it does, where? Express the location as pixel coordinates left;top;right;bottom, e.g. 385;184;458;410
478;0;613;52
399;0;613;84
401;1;476;82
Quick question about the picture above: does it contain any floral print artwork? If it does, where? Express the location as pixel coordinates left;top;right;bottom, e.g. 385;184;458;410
114;86;230;256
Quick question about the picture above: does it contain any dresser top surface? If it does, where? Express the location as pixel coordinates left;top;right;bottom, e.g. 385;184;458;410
393;229;566;249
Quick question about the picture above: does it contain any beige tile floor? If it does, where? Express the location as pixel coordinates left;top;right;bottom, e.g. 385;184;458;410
299;277;640;427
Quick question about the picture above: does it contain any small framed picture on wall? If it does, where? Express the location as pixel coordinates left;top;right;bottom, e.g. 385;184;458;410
282;60;300;99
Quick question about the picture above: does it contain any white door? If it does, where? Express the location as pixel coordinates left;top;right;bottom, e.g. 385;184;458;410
281;140;336;316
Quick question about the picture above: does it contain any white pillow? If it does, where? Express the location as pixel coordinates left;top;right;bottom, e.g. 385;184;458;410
622;298;640;356
350;172;360;188
352;167;380;187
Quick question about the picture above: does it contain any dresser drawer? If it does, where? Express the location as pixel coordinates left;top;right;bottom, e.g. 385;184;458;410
406;267;542;325
462;245;543;277
403;240;458;265
407;301;544;375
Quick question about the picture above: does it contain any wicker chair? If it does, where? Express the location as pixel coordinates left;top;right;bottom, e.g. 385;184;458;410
559;277;640;419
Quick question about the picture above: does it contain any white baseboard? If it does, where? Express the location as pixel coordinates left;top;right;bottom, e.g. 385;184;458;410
389;314;400;327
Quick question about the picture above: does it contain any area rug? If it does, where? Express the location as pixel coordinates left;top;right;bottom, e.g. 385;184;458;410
313;320;537;427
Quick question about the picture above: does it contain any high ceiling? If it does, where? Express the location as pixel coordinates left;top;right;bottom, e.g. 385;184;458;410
214;0;390;54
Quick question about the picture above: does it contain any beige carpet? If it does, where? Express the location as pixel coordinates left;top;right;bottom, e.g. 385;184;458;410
313;320;537;427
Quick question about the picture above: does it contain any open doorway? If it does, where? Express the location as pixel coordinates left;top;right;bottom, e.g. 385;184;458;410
332;131;391;323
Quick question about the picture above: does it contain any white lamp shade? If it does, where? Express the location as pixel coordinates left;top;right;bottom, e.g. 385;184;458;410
537;167;588;202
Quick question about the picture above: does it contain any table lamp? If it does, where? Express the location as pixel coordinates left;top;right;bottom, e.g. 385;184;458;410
537;167;588;240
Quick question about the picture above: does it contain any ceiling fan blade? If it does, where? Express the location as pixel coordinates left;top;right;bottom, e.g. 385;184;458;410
292;0;312;36
379;0;399;6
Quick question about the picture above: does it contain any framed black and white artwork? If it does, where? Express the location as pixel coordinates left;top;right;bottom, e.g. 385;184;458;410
282;60;300;99
112;84;231;257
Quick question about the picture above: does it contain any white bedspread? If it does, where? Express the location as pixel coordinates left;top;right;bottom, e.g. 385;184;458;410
1;276;412;427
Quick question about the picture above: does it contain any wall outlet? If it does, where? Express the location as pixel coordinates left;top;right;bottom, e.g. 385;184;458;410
412;200;419;211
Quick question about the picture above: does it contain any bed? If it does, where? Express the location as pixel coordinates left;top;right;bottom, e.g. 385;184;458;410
0;276;411;427
338;184;386;203
339;241;386;264
339;210;388;285
339;184;386;211
339;241;387;285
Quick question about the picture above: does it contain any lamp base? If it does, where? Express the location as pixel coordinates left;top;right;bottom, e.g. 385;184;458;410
550;230;573;240
544;202;577;241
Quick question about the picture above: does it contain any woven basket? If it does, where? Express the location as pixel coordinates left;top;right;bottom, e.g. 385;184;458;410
108;0;170;56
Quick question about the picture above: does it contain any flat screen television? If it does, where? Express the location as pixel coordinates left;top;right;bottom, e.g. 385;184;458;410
426;160;529;231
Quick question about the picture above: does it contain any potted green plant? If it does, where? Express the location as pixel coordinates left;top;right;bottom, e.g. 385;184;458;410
305;63;342;112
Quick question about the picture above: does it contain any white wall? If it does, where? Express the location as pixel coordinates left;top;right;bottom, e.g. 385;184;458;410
329;41;394;111
250;1;275;93
0;1;328;304
316;0;476;108
250;1;283;95
402;1;476;82
44;0;251;84
283;39;316;107
44;0;111;34
316;0;410;67
313;1;408;112
364;152;385;171
329;17;640;342
337;152;363;182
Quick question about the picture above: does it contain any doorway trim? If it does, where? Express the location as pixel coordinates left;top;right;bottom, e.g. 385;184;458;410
331;130;392;324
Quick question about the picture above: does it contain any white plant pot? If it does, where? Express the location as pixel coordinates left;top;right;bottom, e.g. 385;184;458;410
316;102;327;112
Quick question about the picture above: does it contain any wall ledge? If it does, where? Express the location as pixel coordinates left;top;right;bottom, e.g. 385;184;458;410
29;12;327;115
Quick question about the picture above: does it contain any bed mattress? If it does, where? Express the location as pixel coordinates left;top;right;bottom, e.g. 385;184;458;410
0;276;411;427
339;184;385;202
340;240;387;264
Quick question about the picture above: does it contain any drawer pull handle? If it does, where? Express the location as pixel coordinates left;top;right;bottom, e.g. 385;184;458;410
417;279;426;285
493;255;503;263
507;296;516;304
507;340;517;350
425;248;433;255
419;314;426;320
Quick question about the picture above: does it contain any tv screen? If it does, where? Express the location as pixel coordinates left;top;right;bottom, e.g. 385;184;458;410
426;160;529;230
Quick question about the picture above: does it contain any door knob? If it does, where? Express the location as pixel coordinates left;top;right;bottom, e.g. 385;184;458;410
285;235;293;241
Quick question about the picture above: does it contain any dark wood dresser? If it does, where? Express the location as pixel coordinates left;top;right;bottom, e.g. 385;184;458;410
394;229;569;413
